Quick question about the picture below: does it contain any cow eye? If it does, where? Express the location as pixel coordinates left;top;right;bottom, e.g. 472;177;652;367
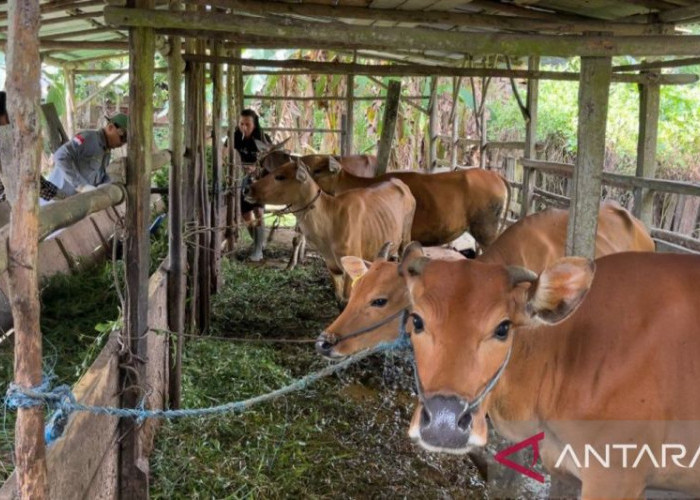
274;175;285;181
370;298;388;307
494;320;511;341
411;313;425;334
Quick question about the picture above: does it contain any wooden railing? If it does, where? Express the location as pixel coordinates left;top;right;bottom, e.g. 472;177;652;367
506;158;700;254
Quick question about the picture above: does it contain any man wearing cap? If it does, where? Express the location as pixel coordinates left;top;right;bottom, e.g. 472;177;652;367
45;113;128;198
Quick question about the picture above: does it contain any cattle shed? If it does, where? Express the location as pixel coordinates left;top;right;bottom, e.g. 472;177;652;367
1;0;700;498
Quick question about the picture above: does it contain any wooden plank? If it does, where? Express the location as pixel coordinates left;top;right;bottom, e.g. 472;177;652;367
633;75;660;227
180;55;698;84
166;2;185;410
104;7;700;57
651;228;700;252
613;56;700;72
566;55;611;259
6;0;47;496
653;238;700;255
376;80;401;175
63;66;75;137
119;0;155;495
346;72;355;155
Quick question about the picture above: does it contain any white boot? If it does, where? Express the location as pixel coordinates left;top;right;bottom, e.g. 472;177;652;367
249;225;265;262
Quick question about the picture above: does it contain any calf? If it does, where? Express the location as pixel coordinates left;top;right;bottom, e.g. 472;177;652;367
245;159;415;302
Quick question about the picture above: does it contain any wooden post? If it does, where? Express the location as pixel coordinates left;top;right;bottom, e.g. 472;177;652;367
345;72;354;155
183;24;199;334
196;37;211;334
63;65;75;136
166;0;185;410
521;56;539;218
450;76;461;170
119;0;155;497
566;55;611;258
7;1;48;497
225;55;237;252
233;48;244;242
376;80;401;176
340;114;347;157
210;39;223;294
428;76;438;171
505;156;516;216
633;72;660;228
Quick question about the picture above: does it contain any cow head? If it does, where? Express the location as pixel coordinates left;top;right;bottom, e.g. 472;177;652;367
245;158;316;206
305;155;342;194
254;137;292;173
399;242;595;454
315;242;409;359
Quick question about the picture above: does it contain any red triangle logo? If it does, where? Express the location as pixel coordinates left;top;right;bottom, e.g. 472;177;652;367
494;431;546;483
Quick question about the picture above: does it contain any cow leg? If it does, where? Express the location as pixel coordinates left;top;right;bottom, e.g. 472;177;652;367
330;271;347;305
286;226;304;271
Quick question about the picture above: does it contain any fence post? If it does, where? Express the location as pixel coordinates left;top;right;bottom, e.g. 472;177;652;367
120;0;156;496
566;54;611;259
376;80;401;176
633;72;660;228
346;71;355;155
428;76;438;171
521;56;539;219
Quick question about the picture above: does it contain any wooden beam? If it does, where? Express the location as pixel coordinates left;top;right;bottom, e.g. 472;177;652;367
566;56;612;259
187;0;669;36
104;7;700;57
633;74;660;227
659;4;700;23
346;70;355;155
376;80;401;175
6;0;48;496
613;56;700;72
181;54;697;84
166;0;185;411
63;66;75;137
119;0;155;496
40;26;115;41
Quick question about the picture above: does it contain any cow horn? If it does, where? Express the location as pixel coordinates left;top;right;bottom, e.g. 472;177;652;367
507;266;538;286
376;242;393;260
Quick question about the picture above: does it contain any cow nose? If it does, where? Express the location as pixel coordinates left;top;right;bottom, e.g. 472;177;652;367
419;395;472;450
315;333;336;357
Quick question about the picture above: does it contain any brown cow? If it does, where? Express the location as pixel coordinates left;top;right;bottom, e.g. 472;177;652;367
316;201;655;359
400;250;700;497
310;157;509;248
245;159;415;302
300;154;378;178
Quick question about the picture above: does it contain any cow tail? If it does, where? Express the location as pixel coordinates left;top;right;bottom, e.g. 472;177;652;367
498;174;512;235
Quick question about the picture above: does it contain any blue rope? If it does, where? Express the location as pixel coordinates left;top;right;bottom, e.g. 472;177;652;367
5;334;411;444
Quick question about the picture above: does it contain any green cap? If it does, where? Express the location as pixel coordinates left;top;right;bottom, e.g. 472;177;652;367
108;113;128;131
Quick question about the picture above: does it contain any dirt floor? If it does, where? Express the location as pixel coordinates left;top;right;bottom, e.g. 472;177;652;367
149;228;552;499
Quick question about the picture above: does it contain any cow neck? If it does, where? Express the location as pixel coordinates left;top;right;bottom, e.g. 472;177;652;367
279;188;322;216
338;170;378;191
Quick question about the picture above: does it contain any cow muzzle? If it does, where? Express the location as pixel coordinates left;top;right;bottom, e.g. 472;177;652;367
242;186;256;203
415;395;473;453
314;332;344;359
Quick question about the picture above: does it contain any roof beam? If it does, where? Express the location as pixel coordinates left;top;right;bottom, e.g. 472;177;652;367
184;54;697;84
659;4;700;23
104;6;700;57
189;0;670;35
613;56;700;72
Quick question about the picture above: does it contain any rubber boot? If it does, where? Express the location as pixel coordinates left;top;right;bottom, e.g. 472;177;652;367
249;225;265;262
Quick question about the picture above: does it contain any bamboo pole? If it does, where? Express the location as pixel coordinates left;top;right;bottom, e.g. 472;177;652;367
6;0;47;496
346;62;355;155
166;0;185;410
566;55;611;259
196;36;211;334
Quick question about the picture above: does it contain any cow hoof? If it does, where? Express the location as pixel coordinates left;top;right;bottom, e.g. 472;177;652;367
249;252;264;262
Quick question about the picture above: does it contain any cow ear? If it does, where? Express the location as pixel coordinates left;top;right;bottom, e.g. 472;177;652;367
526;257;595;325
328;156;342;173
340;256;368;283
296;159;309;182
399;241;428;277
255;139;270;152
